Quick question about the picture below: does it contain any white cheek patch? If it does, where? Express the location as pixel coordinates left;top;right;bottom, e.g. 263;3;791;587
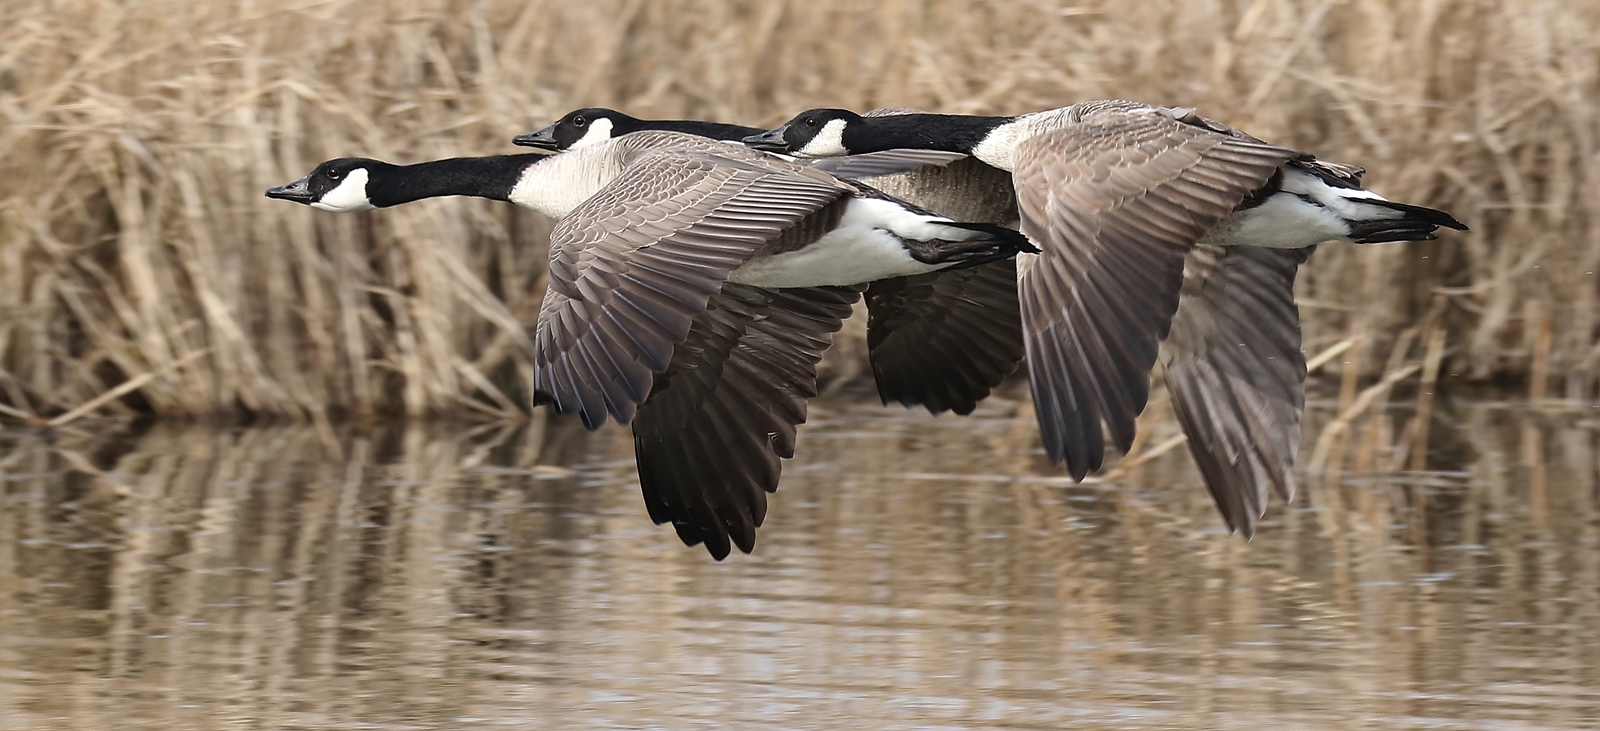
795;119;849;158
310;169;374;212
569;118;614;150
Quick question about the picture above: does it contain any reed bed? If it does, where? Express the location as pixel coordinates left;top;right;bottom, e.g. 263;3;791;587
1;0;1596;424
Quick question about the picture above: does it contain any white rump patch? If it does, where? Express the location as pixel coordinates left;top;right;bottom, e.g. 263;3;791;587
568;117;615;150
311;169;374;212
1203;168;1403;248
1203;193;1350;249
728;198;979;287
794;119;850;158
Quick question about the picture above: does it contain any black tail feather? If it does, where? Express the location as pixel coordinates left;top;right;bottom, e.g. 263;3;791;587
939;221;1040;254
1348;199;1468;244
1367;199;1468;229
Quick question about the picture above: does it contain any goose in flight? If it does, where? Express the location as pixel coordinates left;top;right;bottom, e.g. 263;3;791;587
513;108;1026;416
267;130;1033;558
746;101;1467;535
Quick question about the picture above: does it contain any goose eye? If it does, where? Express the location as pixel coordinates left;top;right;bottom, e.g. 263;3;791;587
572;116;587;127
326;170;344;181
804;118;819;128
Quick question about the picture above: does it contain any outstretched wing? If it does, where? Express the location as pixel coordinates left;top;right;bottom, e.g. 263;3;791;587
632;284;859;560
535;150;851;428
1161;244;1313;538
1012;106;1302;479
865;259;1023;415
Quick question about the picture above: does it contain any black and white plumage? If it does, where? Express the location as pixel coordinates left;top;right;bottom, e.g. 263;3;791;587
748;101;1468;537
267;130;1033;558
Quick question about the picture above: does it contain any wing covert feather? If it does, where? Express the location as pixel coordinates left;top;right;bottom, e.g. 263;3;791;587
535;151;851;428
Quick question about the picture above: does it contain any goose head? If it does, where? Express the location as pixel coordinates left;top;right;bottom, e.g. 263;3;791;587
743;108;862;158
513;107;630;152
265;158;387;212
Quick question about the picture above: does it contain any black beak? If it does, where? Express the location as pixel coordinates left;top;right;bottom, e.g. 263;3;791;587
741;126;790;152
512;123;560;150
265;175;314;204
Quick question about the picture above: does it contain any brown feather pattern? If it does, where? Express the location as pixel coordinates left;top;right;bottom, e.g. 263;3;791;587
1161;244;1314;538
1011;107;1302;479
535;149;852;429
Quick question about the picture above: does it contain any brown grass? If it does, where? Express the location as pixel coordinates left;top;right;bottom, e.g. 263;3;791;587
1;0;1596;423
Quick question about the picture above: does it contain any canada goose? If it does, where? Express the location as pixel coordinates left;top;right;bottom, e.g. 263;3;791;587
267;130;1034;558
746;101;1467;536
511;108;1025;415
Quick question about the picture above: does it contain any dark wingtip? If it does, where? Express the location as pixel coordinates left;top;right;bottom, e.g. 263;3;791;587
703;530;733;561
730;528;757;556
1109;419;1138;454
671;521;703;547
578;408;607;431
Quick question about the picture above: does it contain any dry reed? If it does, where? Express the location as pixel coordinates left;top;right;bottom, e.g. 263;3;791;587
1;0;1596;423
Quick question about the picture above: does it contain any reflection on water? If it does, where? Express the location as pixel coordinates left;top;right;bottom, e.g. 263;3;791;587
1;391;1597;730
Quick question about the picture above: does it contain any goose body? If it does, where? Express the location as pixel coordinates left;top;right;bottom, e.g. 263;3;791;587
511;108;1028;417
266;130;1031;559
748;101;1467;536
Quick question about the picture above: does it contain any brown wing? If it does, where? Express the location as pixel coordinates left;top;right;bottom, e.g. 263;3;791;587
632;284;859;560
1162;244;1313;538
1012;111;1302;479
536;151;852;429
1170;106;1366;185
865;259;1023;415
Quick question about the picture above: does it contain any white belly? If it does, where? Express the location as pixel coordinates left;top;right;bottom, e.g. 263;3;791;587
727;225;947;287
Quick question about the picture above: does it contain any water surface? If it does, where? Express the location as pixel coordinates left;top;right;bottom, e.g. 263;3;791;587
1;392;1597;729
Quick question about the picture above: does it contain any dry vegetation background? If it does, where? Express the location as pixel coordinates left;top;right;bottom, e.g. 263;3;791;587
1;0;1597;425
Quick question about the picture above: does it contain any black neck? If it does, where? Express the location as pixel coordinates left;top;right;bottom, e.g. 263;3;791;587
617;117;763;142
367;154;548;208
846;114;1013;154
